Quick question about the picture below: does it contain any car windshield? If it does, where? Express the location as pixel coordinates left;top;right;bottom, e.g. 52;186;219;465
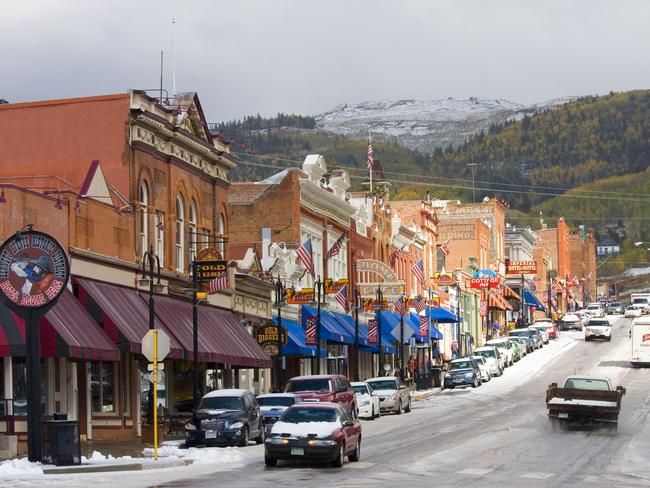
588;320;610;326
257;396;296;407
487;341;505;349
367;380;398;390
450;360;474;370
285;378;331;393
564;378;611;390
198;396;243;411
352;385;369;395
610;302;621;307
474;349;495;358
281;407;339;423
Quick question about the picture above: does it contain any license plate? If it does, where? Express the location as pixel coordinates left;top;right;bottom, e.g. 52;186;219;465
291;447;304;456
559;413;569;419
205;430;217;439
454;378;463;383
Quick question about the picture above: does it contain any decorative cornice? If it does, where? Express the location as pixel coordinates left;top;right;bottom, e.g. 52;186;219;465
299;180;356;227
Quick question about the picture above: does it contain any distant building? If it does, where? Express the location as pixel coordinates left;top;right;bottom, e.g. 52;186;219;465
596;236;620;256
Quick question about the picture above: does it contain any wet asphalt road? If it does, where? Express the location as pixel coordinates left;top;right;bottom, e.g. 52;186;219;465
152;317;650;488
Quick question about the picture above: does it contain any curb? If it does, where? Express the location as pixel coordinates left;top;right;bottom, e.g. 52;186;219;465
42;458;193;475
411;388;442;401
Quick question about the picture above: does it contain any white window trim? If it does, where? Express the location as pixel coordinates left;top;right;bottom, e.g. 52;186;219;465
156;212;165;267
139;182;149;256
189;200;197;263
175;196;185;272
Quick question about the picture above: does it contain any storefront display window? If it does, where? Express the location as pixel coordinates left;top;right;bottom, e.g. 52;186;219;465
91;362;116;413
10;358;48;415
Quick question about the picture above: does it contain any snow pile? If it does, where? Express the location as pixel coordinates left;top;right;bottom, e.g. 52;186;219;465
271;421;340;437
81;450;135;464
623;267;650;277
142;443;243;465
0;457;43;478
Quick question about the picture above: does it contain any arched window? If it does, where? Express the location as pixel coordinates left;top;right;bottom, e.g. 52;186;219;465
218;213;226;258
139;181;149;256
189;200;197;262
175;195;185;272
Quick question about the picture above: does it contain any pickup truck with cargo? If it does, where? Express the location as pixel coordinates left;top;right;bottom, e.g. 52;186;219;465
546;375;625;431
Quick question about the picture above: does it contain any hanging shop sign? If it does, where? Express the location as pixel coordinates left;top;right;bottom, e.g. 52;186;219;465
419;315;429;339
362;298;388;312
305;315;317;346
324;278;349;294
432;273;456;286
506;260;537;275
256;324;288;357
195;260;228;283
196;248;222;261
287;287;315;304
470;277;501;289
0;230;69;309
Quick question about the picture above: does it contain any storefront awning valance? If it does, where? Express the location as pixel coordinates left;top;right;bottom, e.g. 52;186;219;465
275;318;325;358
503;285;522;300
428;307;460;323
488;293;513;311
301;306;355;344
1;289;120;361
75;278;183;359
330;312;369;347
524;290;547;312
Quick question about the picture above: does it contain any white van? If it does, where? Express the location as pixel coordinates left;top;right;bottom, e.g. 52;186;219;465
631;317;650;366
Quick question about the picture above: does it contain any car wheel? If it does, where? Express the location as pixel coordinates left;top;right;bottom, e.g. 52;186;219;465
405;399;411;413
237;426;249;447
369;406;376;420
607;337;612;342
348;438;361;462
332;443;345;467
264;453;277;466
396;400;402;415
185;439;196;448
255;427;264;445
472;377;479;388
447;385;455;389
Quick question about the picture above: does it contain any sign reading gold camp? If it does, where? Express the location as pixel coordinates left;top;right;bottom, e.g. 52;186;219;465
256;324;287;357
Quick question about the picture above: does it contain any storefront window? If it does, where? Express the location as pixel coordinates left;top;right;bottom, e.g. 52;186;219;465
10;358;48;415
91;362;116;413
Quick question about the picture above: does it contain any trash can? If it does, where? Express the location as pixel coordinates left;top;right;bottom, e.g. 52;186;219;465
415;372;432;391
431;367;442;387
43;413;81;466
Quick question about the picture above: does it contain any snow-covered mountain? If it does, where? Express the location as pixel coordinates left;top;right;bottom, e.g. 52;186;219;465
315;96;577;154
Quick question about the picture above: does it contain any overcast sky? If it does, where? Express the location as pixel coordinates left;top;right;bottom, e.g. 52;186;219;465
3;1;649;122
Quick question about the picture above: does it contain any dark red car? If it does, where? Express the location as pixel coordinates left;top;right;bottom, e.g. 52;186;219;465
284;375;356;415
264;402;361;467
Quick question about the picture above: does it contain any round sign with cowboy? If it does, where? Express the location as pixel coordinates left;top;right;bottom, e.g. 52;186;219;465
0;230;69;309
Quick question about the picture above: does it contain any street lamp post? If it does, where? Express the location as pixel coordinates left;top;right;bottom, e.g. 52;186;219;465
316;276;323;375
354;288;360;381
189;261;203;411
376;286;384;376
275;277;286;389
141;247;162;425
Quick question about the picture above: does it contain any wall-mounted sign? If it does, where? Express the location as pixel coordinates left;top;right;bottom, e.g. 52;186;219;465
368;319;378;344
196;248;222;261
195;260;228;283
363;298;388;312
256;324;287;356
305;315;317;345
470;278;501;289
506;260;537;275
287;287;315;304
0;230;69;309
433;273;456;286
324;278;349;294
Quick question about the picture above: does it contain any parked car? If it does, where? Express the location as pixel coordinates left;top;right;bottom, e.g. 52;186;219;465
509;328;542;350
510;335;531;355
485;338;514;367
285;375;356;415
584;318;612;341
529;324;550;344
559;312;583;331
585;302;606;318
444;357;482;389
535;318;559;340
351;382;380;420
506;337;523;361
256;393;300;432
471;355;492;382
265;402;361;467
472;346;504;376
625;304;644;318
608;302;623;315
365;376;411;415
185;389;264;447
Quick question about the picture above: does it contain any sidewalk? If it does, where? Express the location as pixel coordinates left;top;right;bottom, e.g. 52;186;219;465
411;387;442;401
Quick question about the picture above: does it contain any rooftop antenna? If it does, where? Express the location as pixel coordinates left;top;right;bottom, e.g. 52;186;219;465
171;17;176;97
159;50;164;104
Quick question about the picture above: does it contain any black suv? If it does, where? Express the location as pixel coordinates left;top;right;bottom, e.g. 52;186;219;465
185;389;264;447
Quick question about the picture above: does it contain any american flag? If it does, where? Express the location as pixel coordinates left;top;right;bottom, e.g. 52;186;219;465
326;231;347;259
414;295;426;313
412;259;425;287
305;315;317;346
368;319;378;344
440;239;451;256
367;139;374;170
208;272;228;294
419;315;429;339
296;238;314;276
335;284;349;313
393;295;405;316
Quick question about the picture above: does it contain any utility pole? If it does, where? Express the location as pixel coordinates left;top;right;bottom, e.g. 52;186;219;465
467;163;479;203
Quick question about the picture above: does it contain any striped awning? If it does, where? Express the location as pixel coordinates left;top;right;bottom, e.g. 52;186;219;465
0;289;120;361
75;278;184;359
488;293;513;311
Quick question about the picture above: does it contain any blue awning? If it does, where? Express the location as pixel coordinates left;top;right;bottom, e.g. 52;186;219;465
302;306;355;344
428;307;460;323
330;311;369;346
274;318;324;357
524;290;546;312
402;312;444;341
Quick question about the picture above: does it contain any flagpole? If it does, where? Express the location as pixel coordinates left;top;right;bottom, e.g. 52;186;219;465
354;288;360;381
368;131;373;194
399;293;404;378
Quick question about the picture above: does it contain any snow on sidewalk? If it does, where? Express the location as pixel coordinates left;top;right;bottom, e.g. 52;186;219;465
0;457;44;479
142;440;244;465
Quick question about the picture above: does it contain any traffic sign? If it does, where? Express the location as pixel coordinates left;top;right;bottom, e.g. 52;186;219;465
142;329;171;362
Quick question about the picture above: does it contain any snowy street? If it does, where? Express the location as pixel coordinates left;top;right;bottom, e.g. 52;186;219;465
3;316;648;488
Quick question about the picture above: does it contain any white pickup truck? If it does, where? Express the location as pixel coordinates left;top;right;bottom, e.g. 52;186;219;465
546;375;625;431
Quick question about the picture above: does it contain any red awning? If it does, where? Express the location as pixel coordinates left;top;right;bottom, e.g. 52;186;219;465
75;278;184;359
488;293;513;311
0;289;120;361
154;295;271;368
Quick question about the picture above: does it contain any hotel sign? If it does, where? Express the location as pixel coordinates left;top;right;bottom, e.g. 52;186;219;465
506;260;537;275
287;287;315;304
